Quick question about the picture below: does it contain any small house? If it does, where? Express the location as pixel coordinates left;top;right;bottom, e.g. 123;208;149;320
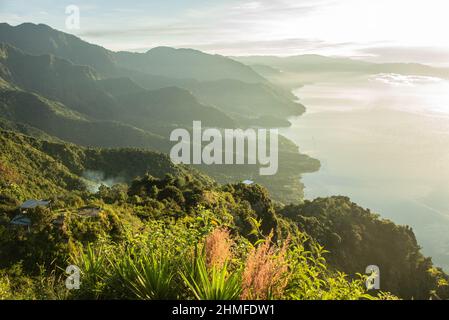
20;199;51;213
77;206;102;218
242;180;254;185
10;199;51;231
10;214;32;231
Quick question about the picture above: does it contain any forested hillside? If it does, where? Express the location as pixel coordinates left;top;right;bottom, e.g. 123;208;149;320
0;22;448;301
0;23;318;203
0;130;447;300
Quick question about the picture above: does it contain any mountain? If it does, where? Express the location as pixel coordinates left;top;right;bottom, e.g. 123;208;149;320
1;22;449;301
116;86;236;130
0;23;320;204
0;23;266;83
185;79;304;118
0;43;119;119
97;77;145;98
249;64;283;78
0;56;316;203
0;86;168;150
234;54;373;73
0;23;301;123
129;74;302;124
115;46;266;83
0;22;119;76
0;43;236;131
234;54;449;78
0;130;85;204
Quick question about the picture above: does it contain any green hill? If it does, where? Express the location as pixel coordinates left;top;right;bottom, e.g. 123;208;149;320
0;23;302;123
281;197;449;299
0;43;118;120
116;86;236;130
0;31;320;204
0;130;447;300
115;46;266;83
0;86;167;151
0;43;238;131
0;129;208;206
186;79;304;118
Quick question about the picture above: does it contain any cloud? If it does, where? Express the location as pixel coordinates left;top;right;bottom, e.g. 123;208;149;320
73;0;338;53
370;73;444;86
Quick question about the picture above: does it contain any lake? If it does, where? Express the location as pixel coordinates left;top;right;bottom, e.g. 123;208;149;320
280;73;449;270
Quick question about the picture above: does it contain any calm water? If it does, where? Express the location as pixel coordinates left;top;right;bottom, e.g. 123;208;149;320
280;73;449;269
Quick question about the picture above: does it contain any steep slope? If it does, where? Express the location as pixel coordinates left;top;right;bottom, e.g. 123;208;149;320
0;43;119;119
186;79;304;118
116;86;236;130
0;23;320;204
0;43;238;132
0;22;118;76
0;73;318;204
128;74;302;124
0;129;211;206
97;77;145;98
115;46;266;83
0;86;167;151
281;197;449;299
0;130;85;205
0;23;302;122
0;23;266;83
0;130;447;300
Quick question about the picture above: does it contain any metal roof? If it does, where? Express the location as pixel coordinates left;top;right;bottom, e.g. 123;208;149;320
10;215;31;226
20;199;51;209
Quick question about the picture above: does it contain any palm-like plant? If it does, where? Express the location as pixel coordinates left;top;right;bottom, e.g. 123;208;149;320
111;249;177;300
180;250;241;300
70;244;108;298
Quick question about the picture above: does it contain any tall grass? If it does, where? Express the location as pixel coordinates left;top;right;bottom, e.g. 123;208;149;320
241;233;290;300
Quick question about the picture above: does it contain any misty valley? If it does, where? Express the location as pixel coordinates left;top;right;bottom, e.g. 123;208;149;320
0;19;449;303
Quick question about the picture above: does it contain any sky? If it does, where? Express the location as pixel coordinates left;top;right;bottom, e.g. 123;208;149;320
1;0;449;65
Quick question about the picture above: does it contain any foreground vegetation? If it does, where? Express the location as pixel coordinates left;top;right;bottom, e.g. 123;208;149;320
1;130;448;300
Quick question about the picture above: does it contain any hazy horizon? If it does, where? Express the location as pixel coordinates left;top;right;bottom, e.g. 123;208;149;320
1;0;449;66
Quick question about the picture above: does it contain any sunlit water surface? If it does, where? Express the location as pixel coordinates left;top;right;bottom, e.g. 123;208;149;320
280;73;449;269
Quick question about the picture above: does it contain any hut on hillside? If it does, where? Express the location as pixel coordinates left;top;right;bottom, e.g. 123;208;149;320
20;199;51;213
9;214;32;231
77;205;102;218
10;199;51;231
